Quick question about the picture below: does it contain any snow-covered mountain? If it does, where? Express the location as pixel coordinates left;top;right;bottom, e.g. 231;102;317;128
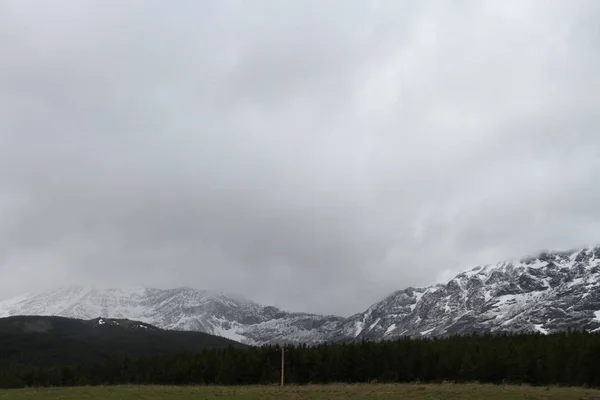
0;286;342;345
331;246;600;341
1;245;600;344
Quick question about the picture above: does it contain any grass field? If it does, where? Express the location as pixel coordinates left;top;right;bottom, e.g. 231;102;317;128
1;384;600;400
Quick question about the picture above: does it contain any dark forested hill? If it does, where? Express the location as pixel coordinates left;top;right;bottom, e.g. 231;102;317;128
0;315;247;365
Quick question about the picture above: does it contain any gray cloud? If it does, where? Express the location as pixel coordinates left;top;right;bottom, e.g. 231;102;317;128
1;0;600;315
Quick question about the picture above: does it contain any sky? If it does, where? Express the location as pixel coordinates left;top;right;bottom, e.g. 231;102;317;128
1;0;599;316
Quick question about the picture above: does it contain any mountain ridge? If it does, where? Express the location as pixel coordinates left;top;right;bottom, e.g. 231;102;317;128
0;285;343;345
1;244;599;344
339;245;600;341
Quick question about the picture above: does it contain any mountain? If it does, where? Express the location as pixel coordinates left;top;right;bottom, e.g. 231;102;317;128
0;286;342;345
1;245;599;344
0;315;246;365
332;246;600;341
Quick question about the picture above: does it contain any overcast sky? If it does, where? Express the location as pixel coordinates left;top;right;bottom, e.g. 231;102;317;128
1;0;599;316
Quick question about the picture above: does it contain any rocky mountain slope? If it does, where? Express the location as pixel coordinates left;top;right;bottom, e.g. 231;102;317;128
0;286;342;345
1;245;599;344
332;246;600;341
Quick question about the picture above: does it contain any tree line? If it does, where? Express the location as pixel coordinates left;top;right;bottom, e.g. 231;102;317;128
0;331;599;388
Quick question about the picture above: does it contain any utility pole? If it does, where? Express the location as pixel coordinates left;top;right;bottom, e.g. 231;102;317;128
280;345;285;387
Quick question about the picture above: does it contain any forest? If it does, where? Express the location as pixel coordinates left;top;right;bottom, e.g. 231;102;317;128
0;315;246;367
0;330;599;389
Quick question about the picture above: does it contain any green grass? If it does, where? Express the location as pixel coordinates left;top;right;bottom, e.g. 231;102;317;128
1;384;600;400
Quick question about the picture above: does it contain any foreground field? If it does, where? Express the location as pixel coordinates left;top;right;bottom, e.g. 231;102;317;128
1;384;600;400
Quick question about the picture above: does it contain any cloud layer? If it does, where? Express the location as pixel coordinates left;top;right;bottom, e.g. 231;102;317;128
1;0;599;315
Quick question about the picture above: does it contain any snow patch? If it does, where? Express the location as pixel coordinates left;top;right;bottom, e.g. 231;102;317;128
594;311;600;322
484;290;492;302
354;321;364;337
534;324;548;335
410;290;425;311
495;294;518;307
420;328;434;336
369;318;381;331
211;322;247;343
569;277;584;287
383;324;396;336
384;324;396;335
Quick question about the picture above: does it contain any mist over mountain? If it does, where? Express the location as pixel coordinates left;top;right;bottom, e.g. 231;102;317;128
2;244;599;344
2;1;600;319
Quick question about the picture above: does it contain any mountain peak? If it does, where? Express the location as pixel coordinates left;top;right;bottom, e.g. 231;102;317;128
339;243;600;340
0;243;599;344
0;285;342;345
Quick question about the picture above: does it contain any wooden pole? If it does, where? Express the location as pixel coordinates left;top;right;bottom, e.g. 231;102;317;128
280;345;285;387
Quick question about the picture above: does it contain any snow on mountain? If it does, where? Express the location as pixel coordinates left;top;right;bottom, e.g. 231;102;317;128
1;245;600;344
329;245;600;342
0;286;342;345
92;317;155;330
